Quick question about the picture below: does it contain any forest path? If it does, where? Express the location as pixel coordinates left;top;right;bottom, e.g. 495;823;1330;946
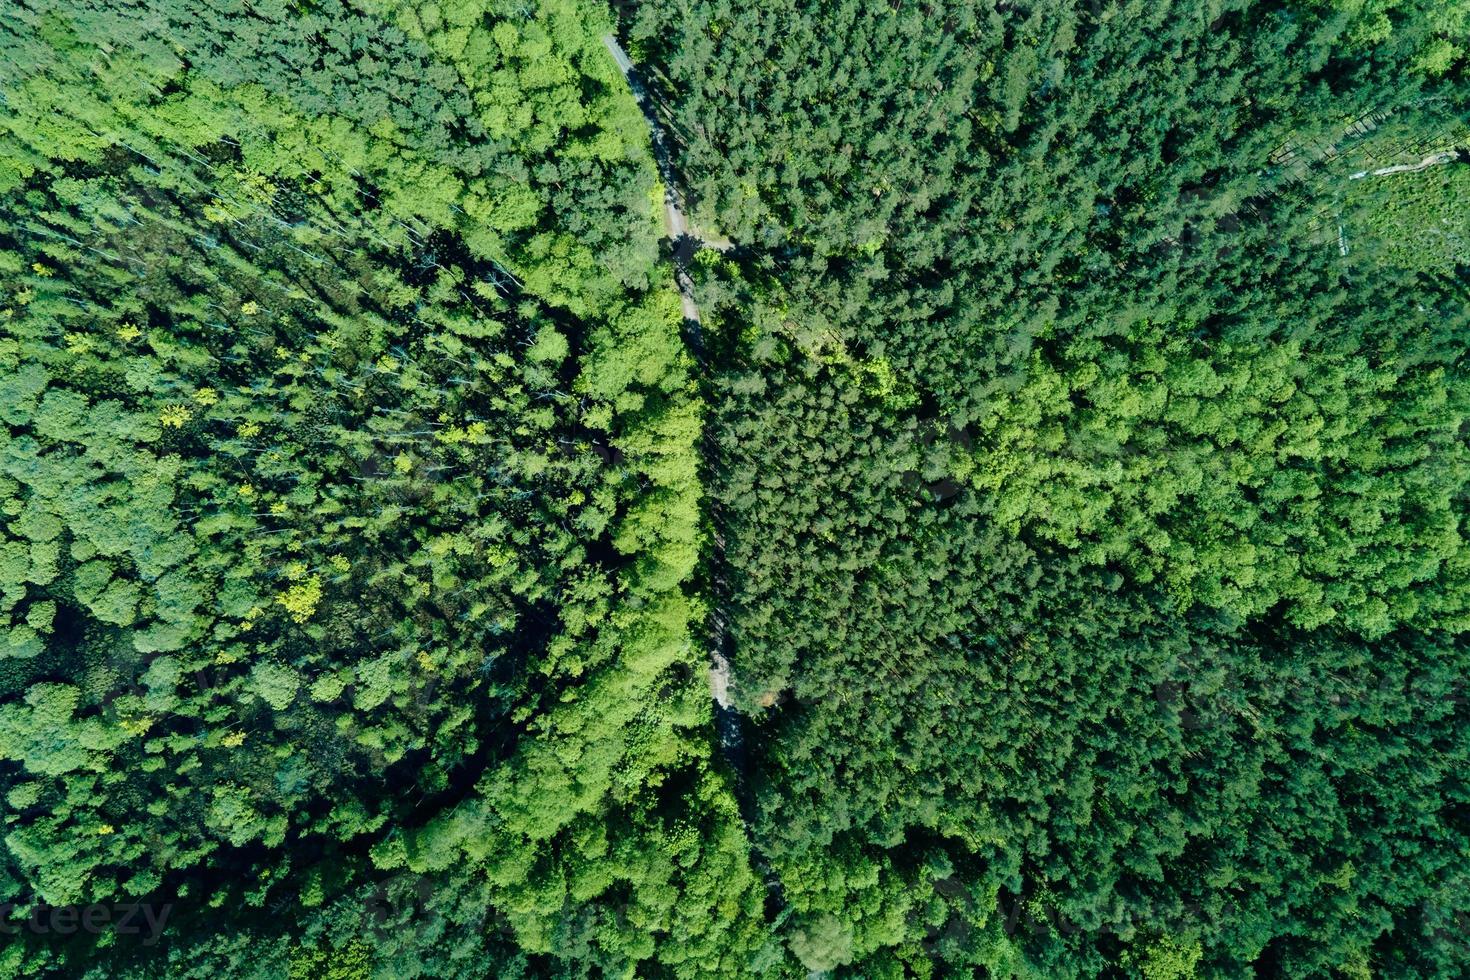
602;33;742;750
1349;150;1461;180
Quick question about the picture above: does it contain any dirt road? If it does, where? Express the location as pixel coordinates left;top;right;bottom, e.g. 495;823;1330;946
602;34;737;722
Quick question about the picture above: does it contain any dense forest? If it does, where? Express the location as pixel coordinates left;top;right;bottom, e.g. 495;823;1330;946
1;0;1467;977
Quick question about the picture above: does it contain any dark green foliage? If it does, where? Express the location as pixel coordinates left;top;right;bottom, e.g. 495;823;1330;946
636;0;1470;975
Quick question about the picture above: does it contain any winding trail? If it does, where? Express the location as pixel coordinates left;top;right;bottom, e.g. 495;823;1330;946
1349;150;1461;180
602;34;743;756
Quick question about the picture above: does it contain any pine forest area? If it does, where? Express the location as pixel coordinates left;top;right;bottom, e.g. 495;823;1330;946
0;0;1467;977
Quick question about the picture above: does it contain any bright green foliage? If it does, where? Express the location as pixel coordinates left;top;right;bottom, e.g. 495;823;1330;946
0;0;752;976
971;324;1467;634
1344;163;1470;270
1310;0;1470;74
